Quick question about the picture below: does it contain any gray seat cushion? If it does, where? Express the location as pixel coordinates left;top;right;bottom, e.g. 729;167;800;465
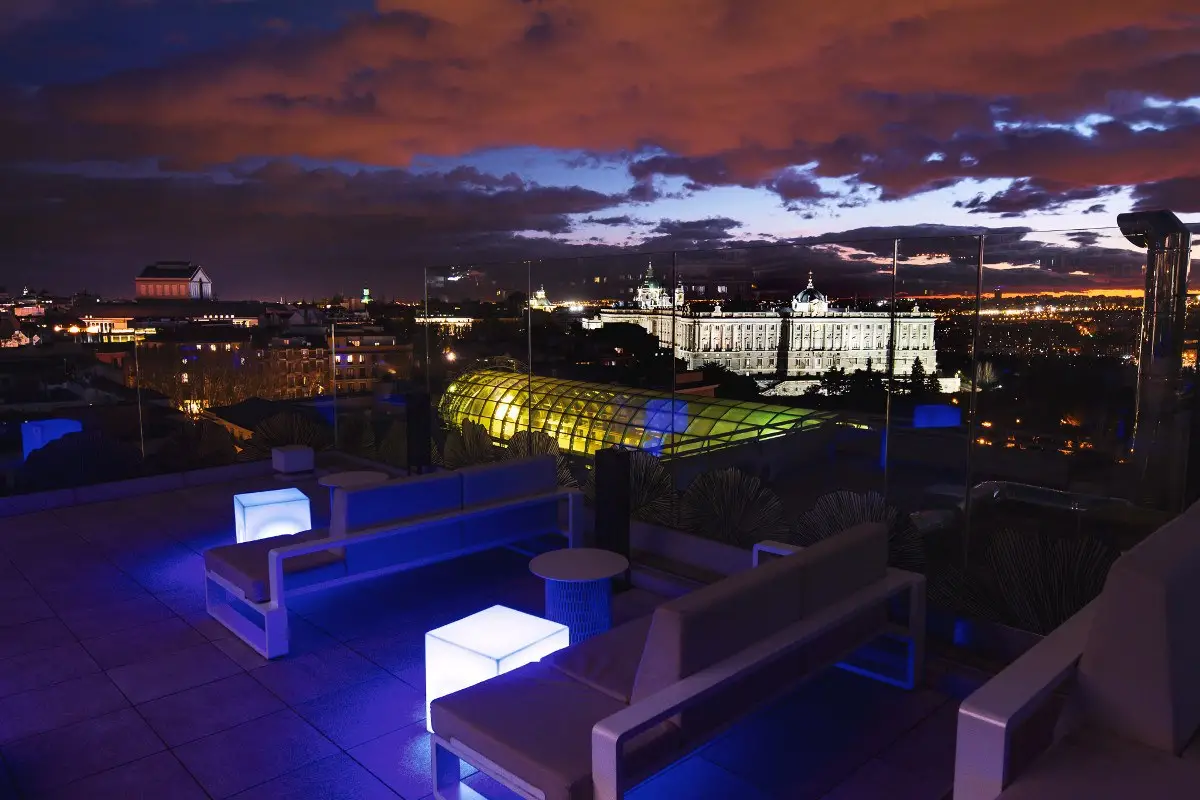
543;616;652;703
998;726;1200;800
431;662;626;800
204;529;346;603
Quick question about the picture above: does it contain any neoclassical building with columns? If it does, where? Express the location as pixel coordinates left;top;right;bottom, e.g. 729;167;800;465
591;268;937;380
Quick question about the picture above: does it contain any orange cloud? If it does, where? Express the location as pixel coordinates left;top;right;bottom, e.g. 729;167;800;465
0;0;1191;200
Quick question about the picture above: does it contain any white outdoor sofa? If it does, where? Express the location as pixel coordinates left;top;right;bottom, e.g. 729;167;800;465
953;497;1200;799
430;522;926;800
204;456;584;658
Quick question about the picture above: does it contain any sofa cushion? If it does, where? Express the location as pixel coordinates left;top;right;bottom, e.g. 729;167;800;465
631;522;887;703
330;471;462;538
543;616;652;703
998;725;1200;800
431;662;627;800
1078;498;1200;754
204;529;345;603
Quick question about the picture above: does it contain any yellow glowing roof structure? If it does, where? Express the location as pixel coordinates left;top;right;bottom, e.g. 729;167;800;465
438;368;833;458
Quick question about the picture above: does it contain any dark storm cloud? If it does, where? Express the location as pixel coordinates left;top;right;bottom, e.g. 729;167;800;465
0;161;625;297
953;180;1119;217
1131;175;1200;213
651;218;742;241
1;0;1197;297
1067;230;1102;247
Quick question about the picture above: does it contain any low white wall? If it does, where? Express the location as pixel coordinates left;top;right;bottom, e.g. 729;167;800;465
0;460;277;519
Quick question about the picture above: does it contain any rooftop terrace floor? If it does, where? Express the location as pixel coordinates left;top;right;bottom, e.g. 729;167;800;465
0;472;967;799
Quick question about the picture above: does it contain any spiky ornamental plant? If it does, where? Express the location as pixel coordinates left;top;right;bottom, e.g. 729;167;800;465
582;448;677;526
680;468;790;548
792;490;926;572
504;430;577;487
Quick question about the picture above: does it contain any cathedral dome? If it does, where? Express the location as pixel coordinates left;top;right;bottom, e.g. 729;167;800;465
795;272;825;304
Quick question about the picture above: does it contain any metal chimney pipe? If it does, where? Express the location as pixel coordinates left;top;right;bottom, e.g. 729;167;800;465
1117;210;1192;510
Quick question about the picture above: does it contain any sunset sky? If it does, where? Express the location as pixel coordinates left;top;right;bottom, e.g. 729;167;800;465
1;0;1198;299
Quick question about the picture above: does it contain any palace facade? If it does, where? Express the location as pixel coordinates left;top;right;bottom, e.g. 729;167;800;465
590;267;937;379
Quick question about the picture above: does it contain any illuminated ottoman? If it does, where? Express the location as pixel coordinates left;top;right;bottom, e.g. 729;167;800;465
233;488;313;544
425;605;569;732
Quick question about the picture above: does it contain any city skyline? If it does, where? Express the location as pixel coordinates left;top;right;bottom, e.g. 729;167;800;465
1;1;1199;299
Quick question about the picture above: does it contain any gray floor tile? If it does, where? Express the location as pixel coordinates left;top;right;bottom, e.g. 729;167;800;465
107;640;242;704
349;722;473;800
213;616;336;671
59;594;176;639
630;757;771;800
41;751;208;800
293;674;425;749
229;753;400;800
173;709;339;798
344;630;423;676
819;756;952;800
82;616;208;669
0;707;164;794
250;644;386;705
0;590;54;628
0;617;76;661
137;672;285;747
0;640;100;697
0;672;128;744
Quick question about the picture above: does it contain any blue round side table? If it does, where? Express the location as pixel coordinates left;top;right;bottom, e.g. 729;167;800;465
529;548;629;644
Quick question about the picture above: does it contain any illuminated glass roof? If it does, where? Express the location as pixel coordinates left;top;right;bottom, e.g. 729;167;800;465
438;368;833;458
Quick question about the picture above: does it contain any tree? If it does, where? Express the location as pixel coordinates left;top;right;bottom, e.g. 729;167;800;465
818;365;850;397
908;358;928;398
700;363;760;400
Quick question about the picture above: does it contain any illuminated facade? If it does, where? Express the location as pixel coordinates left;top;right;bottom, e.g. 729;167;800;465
594;271;938;378
438;368;832;458
136;262;213;299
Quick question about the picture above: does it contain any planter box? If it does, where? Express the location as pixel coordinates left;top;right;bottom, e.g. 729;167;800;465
74;473;186;504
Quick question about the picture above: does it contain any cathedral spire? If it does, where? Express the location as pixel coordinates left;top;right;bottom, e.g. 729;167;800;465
806;271;815;290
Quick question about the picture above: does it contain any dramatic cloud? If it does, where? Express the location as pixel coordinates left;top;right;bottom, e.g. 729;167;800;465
1;0;1196;295
652;217;734;242
0;161;625;297
954;180;1119;217
1;0;1197;198
1132;176;1200;213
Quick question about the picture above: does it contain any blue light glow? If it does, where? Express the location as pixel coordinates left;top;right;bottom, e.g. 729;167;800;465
21;418;83;461
233;487;312;543
425;605;569;732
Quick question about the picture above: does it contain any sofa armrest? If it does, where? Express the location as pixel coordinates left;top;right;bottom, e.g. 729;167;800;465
752;540;804;566
592;569;922;800
953;598;1098;800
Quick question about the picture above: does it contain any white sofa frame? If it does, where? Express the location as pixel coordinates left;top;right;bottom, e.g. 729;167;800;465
431;566;925;800
953;598;1099;800
205;488;585;659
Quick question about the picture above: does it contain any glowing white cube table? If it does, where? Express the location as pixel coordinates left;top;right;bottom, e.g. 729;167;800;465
233;487;313;544
425;605;569;732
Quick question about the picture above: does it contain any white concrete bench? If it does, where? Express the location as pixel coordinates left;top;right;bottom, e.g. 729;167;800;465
204;457;584;658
